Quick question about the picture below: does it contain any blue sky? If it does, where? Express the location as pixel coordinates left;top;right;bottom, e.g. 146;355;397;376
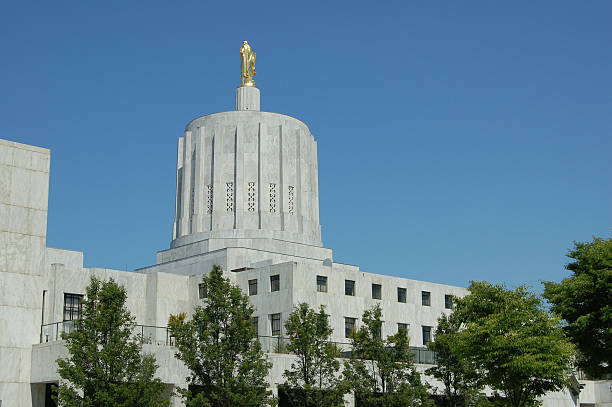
1;1;610;290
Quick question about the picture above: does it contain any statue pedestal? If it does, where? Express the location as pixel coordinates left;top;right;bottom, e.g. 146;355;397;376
236;86;260;111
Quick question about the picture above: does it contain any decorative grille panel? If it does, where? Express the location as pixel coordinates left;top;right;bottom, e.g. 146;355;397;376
288;185;295;215
206;184;213;214
226;182;234;212
247;182;256;212
269;183;276;213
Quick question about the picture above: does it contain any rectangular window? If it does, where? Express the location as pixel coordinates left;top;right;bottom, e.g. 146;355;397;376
422;325;432;345
397;287;407;303
345;317;357;338
375;322;382;339
372;283;382;300
422;291;431;306
345;280;355;296
198;283;207;299
445;294;453;309
252;316;259;336
63;293;83;321
271;313;281;336
249;279;258;296
270;275;280;292
398;323;409;333
317;275;328;293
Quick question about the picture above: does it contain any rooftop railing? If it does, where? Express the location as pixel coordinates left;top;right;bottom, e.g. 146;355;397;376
40;321;437;365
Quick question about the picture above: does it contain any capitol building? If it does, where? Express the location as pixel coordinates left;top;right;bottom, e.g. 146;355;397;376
0;45;608;407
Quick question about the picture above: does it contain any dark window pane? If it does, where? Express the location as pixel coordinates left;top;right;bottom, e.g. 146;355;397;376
345;317;356;338
398;323;408;333
252;317;259;336
198;283;207;299
422;326;432;345
249;279;258;296
445;294;453;309
422;291;431;306
317;275;328;293
372;284;382;300
345;280;355;296
374;322;382;339
271;313;281;336
397;287;407;303
270;275;280;292
63;293;83;321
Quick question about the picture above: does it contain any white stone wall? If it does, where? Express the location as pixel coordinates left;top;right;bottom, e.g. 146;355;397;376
41;248;193;346
30;340;585;407
232;261;468;346
578;380;612;407
0;139;50;406
42;261;150;329
233;262;296;337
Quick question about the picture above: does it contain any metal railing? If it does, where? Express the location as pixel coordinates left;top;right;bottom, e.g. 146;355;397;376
40;322;172;346
256;335;436;364
257;336;353;356
39;323;437;364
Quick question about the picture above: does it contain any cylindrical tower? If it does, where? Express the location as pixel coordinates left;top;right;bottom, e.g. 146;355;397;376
171;74;322;249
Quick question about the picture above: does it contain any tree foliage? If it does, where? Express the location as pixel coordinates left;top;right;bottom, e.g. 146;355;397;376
343;304;432;407
56;276;169;407
426;312;483;407
169;265;274;407
454;281;574;407
543;236;612;379
282;303;344;407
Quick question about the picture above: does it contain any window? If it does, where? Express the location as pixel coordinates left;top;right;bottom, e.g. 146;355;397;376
397;287;407;303
249;279;258;296
317;275;328;293
63;293;83;321
398;323;409;333
345;280;355;296
375;322;382;339
445;294;453;309
198;283;207;299
271;313;281;336
372;283;382;300
270;275;280;292
422;291;431;306
422;326;432;345
345;317;357;338
252;317;259;336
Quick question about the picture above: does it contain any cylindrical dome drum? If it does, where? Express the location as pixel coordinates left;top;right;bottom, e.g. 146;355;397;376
172;110;322;248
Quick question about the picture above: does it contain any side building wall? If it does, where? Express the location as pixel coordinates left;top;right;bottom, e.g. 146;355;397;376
0;139;50;406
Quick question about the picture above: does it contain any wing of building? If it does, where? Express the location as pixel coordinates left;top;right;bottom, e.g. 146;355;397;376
0;51;608;407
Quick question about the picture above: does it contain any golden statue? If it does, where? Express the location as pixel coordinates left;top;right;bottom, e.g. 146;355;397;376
240;41;256;87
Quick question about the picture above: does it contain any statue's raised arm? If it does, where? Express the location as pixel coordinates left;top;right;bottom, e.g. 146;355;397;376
240;41;256;87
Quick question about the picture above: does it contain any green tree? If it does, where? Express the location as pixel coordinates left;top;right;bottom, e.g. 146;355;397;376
343;304;432;407
454;281;575;407
169;265;274;407
282;303;344;407
426;312;483;407
543;236;612;379
56;276;169;407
